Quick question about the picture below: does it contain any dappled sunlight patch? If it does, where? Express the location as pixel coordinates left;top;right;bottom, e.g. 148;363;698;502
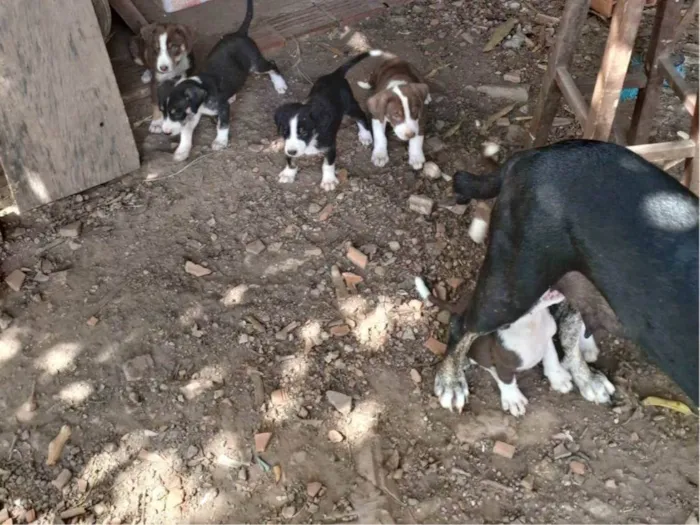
0;326;26;365
95;342;120;364
300;320;322;351
262;257;305;277
178;304;203;327
347;30;372;53
354;298;393;350
344;398;383;443
35;342;82;375
58;380;94;405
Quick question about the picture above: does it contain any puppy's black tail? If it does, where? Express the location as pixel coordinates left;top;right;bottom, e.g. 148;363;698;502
236;0;254;34
453;170;503;204
334;49;384;76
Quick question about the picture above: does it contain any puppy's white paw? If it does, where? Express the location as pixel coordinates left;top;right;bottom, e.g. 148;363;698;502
211;139;228;151
434;357;469;412
320;177;339;191
500;384;528;417
547;367;574;394
576;371;615;404
149;118;164;134
409;152;426;171
278;167;297;184
274;83;288;95
270;73;288;95
372;150;389;168
173;147;190;162
141;70;153;84
358;128;373;147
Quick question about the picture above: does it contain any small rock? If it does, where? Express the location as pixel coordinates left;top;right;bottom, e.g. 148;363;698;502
461;31;474;44
248;143;264;152
5;269;26;292
552;443;571;460
476;84;529;103
388;241;400;251
336;168;349;184
447;277;464;289
503;71;521;83
86;316;99;327
184;261;212;277
520;474;535;491
24;509;36;523
246;239;266;255
270;389;289;405
298;407;309;418
686;513;698;525
185;445;199;459
328;430;344;443
408;194;434;215
678;130;691;140
330;324;351;337
238;468;248;481
437;310;451;324
604;479;617;489
422;161;442;180
408;498;419;506
326;390;352;415
59;221;82;238
569;460;586;476
307;481;323;498
401;328;415;340
0;313;13;331
281;506;296;520
493;441;516;459
318;204;334;221
122;354;154;381
92;503;107;516
60;507;85;520
308;203;322;214
552;117;573;127
52;469;72;490
346;246;368;269
221;284;249;306
425;337;447;355
426;136;446;153
255;432;272;453
410;369;422;383
77;478;89;493
0;510;8;523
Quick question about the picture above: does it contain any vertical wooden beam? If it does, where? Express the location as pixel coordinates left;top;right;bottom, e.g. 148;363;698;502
627;0;684;144
529;0;591;147
584;0;645;141
683;100;699;196
109;0;148;34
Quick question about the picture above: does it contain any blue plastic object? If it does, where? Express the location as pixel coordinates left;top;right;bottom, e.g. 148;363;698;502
619;54;686;102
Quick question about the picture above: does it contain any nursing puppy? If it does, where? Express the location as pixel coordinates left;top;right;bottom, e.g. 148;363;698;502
359;56;430;170
161;0;287;162
129;23;195;133
435;140;699;412
415;278;608;416
274;51;381;191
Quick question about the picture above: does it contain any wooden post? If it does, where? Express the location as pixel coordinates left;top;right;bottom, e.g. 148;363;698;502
627;0;684;144
584;0;645;142
529;0;591;147
683;100;699;196
0;0;140;211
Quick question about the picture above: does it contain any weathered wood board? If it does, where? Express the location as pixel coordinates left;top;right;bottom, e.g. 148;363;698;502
0;0;139;212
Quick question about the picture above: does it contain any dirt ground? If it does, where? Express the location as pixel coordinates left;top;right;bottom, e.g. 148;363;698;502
0;0;698;523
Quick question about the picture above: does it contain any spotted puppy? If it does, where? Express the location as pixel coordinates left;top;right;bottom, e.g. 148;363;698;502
359;56;430;170
416;278;588;416
274;50;381;191
161;0;287;162
129;23;195;133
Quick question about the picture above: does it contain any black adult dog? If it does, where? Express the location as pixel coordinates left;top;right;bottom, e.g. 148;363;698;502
436;139;699;411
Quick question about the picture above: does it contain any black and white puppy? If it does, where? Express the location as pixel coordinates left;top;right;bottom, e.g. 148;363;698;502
273;50;382;191
161;0;287;162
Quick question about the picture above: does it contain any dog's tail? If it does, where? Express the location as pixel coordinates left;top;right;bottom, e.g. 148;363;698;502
236;0;254;34
334;49;384;76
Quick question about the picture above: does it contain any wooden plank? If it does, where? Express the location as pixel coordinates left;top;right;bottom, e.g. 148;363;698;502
672;0;699;51
0;0;139;212
576;70;647;93
628;139;697;162
658;56;698;116
109;0;148;33
555;67;590;126
591;0;615;17
683;101;699;195
584;0;645;140
628;0;684;144
529;0;592;147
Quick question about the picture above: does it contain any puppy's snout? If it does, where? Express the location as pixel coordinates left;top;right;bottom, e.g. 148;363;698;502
405;130;416;139
286;148;298;157
159;65;169;72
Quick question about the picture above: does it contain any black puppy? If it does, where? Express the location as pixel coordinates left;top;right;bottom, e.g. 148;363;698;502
161;0;287;162
436;139;699;411
273;50;382;191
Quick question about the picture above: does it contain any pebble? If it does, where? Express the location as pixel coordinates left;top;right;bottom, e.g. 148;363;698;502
408;194;434;215
298;407;309;418
185;445;199;459
25;509;37;523
52;469;72;490
569;460;586;476
330;324;351;337
476;84;529;103
328;430;344;443
410;369;422;383
248;144;264;152
246;239;266;255
255;432;272;453
5;269;26;292
184;261;212;277
270;389;289;405
0;313;13;330
425;337;447;356
60;507;85;520
422;161;442;180
503;71;522;83
122;354;155;382
388;241;400;251
346;246;368;269
59;221;82;238
437;310;451;325
238;468;248;481
281;506;296;519
493;441;516;459
308;203;322;214
604;479;617;489
408;498;419;506
326;390;353;415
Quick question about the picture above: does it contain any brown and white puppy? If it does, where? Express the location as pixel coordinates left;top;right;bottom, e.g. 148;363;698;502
129;23;195;134
360;57;430;170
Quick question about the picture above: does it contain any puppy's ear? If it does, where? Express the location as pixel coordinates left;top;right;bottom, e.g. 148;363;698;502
184;84;207;113
407;83;430;104
174;24;195;52
274;106;287;134
139;23;158;44
138;24;159;68
367;90;392;121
